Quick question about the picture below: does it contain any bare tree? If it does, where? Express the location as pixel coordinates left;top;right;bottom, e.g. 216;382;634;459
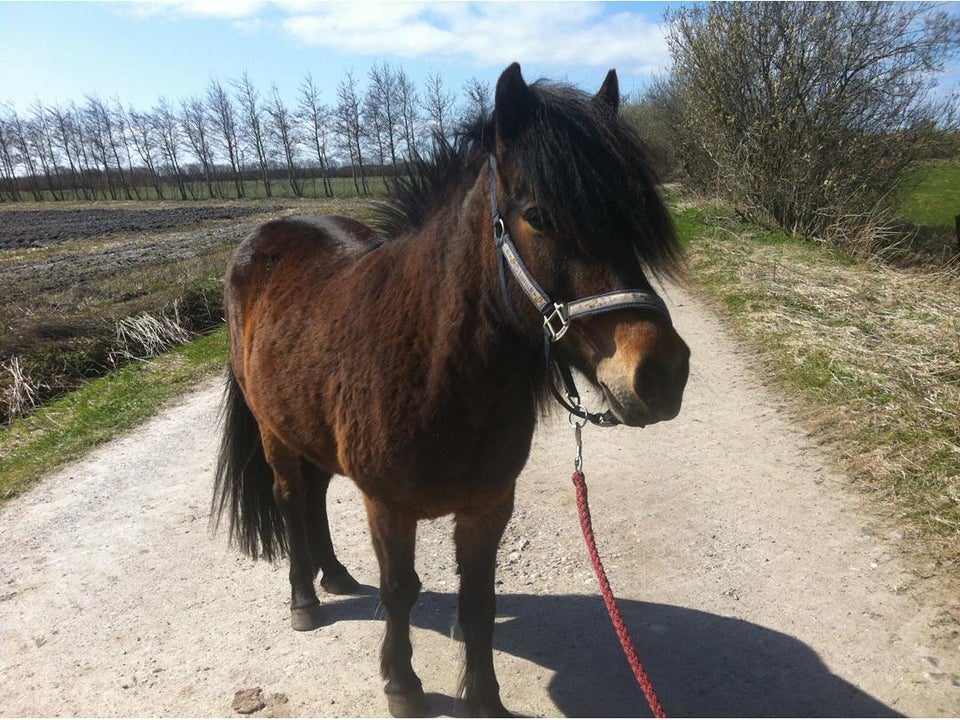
298;73;334;197
267;84;302;198
663;2;960;249
93;96;135;200
180;96;218;198
28;100;65;200
235;71;272;198
82;95;136;200
8;106;44;200
71;103;101;199
462;77;492;122
111;100;143;200
128;106;165;199
421;71;455;142
396;67;420;160
0;106;22;201
336;70;369;195
153;97;190;200
363;80;387;168
366;62;402;169
207;78;245;199
48;103;88;200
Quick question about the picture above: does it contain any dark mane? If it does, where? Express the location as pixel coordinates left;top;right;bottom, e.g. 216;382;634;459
373;119;491;240
374;79;682;279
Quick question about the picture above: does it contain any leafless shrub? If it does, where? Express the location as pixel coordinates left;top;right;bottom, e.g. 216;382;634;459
655;2;960;253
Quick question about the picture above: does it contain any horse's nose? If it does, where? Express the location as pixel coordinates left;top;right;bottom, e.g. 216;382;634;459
634;341;689;423
590;313;690;427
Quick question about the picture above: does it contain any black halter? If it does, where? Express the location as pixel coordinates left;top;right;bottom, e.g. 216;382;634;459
488;154;672;426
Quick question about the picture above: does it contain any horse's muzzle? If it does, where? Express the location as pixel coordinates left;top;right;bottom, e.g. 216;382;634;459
597;341;690;427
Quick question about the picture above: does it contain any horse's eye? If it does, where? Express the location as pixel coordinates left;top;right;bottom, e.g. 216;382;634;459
523;208;549;231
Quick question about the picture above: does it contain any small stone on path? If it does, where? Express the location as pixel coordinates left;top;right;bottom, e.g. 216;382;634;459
232;687;265;715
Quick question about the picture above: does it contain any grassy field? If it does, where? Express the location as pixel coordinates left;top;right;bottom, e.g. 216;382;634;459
894;161;960;266
899;161;960;228
0;197;383;424
28;175;390;203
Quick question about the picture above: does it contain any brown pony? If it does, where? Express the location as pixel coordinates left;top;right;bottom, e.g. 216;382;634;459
213;63;689;717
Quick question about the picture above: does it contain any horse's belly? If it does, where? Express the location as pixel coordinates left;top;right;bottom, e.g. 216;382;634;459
340;412;536;519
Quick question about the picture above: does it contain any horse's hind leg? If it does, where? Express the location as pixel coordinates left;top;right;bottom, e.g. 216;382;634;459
302;461;359;595
363;495;427;718
261;433;323;631
454;491;515;717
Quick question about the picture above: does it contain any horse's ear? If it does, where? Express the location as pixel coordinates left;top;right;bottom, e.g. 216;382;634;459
495;62;534;144
595;69;620;112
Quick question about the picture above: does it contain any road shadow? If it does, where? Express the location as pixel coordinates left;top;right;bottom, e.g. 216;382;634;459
317;588;901;718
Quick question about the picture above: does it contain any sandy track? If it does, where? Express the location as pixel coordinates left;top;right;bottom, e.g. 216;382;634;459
1;286;958;717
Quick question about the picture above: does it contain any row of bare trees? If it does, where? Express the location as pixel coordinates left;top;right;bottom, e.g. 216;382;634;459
0;63;489;202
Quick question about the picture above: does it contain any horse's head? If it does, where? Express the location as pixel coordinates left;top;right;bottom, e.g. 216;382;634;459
490;63;689;427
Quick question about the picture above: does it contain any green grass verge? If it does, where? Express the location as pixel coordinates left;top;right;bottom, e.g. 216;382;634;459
0;327;228;501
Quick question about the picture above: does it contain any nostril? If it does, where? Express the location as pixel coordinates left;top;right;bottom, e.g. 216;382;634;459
635;359;668;401
635;354;688;417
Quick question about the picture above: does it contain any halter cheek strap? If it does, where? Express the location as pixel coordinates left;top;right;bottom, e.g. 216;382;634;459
488;154;672;426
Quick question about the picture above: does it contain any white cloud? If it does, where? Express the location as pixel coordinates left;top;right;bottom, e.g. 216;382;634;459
133;0;268;20
131;0;671;75
280;2;670;73
283;2;456;57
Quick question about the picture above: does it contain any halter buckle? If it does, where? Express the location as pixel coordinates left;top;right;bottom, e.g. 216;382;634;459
493;216;506;242
543;303;569;342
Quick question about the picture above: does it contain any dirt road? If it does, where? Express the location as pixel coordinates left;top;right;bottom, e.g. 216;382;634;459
1;286;958;717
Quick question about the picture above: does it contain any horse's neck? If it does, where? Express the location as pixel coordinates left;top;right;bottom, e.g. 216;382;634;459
411;174;539;403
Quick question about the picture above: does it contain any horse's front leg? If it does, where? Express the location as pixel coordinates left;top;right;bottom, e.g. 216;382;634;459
454;489;515;717
363;495;427;718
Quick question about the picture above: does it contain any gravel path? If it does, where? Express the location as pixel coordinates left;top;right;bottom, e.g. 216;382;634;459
1;286;957;717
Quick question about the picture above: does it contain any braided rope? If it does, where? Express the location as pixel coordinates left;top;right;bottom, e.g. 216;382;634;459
572;470;667;718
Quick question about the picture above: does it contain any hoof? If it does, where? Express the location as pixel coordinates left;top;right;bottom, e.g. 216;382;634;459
386;690;430;718
320;567;360;595
290;602;323;631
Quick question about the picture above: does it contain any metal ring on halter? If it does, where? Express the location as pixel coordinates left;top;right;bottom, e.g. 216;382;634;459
568;407;588;429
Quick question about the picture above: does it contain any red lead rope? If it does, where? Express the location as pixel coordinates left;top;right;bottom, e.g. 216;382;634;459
572;470;667;718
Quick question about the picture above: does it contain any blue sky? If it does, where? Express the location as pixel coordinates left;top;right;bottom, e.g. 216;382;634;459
0;1;679;114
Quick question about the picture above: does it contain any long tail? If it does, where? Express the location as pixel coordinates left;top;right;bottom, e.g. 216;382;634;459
211;368;288;562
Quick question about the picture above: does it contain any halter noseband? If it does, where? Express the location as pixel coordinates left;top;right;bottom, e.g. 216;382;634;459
488;154;672;426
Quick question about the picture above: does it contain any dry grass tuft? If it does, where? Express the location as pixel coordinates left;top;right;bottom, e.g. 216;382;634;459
110;307;193;365
0;357;47;422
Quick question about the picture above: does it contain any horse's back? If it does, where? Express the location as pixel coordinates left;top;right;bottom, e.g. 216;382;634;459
229;214;378;304
230;214;378;278
225;214;379;377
